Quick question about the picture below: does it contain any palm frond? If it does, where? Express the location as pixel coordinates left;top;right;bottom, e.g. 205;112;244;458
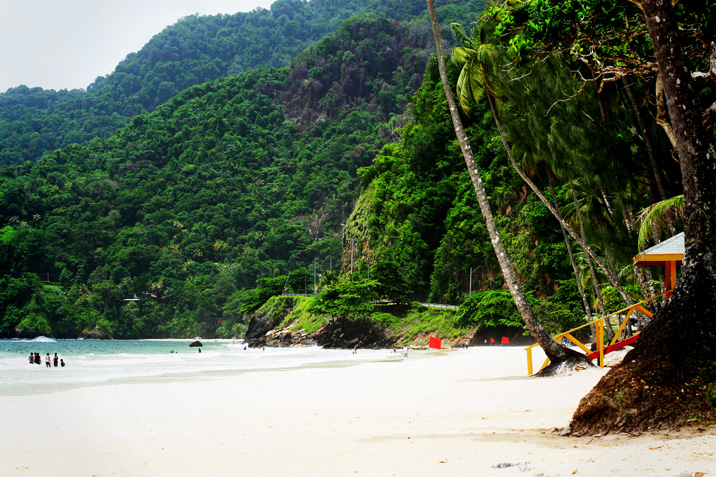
637;195;684;250
451;46;473;65
450;23;474;49
455;67;475;113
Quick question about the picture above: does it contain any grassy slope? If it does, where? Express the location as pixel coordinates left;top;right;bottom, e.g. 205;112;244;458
261;295;475;347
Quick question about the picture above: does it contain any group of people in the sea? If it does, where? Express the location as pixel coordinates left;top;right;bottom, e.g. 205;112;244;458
28;352;65;367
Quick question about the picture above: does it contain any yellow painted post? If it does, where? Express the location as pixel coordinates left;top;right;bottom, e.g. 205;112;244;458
564;333;591;354
526;348;533;375
611;309;633;346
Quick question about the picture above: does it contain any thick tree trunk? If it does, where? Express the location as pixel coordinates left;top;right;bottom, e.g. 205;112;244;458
632;0;716;365
425;0;589;372
570;0;716;434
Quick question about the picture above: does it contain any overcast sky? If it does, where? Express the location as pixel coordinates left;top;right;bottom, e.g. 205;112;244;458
0;0;275;93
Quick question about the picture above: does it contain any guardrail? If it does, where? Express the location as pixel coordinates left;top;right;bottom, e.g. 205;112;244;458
524;291;668;375
417;302;460;310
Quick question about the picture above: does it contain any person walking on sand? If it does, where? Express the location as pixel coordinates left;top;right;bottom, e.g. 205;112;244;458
403;346;408;358
45;353;51;367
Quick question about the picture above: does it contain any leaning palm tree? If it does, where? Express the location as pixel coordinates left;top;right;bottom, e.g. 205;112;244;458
425;0;589;373
449;22;635;308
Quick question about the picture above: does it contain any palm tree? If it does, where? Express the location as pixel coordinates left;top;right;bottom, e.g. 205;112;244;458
449;22;635;308
425;0;589;372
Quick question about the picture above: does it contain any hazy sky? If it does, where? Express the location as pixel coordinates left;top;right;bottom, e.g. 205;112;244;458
0;0;275;93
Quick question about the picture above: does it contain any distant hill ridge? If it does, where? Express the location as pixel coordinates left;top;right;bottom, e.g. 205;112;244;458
0;0;485;166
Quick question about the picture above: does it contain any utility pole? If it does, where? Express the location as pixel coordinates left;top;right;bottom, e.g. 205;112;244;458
283;272;291;295
469;266;482;296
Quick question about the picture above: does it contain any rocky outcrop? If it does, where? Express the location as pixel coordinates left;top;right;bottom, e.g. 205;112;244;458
79;327;111;340
248;328;316;348
313;317;394;349
247;316;396;349
245;299;296;340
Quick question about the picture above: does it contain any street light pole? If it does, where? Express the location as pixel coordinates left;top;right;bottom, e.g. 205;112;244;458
469;266;481;296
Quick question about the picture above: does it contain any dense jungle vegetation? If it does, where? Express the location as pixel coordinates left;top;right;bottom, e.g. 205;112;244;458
0;0;483;166
1;0;710;350
0;3;486;339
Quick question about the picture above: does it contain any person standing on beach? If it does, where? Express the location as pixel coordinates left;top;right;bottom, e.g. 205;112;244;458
45;353;51;367
403;346;408;358
53;353;59;367
34;352;41;365
28;353;34;364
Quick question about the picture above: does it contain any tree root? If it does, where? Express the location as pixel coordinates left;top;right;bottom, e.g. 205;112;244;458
569;359;716;436
534;347;595;377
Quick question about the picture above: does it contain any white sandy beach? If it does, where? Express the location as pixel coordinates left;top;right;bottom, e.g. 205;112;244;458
1;346;714;476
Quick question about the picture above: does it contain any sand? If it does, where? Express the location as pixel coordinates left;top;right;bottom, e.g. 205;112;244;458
1;346;714;476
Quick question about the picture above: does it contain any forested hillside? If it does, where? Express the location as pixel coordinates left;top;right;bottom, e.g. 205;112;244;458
345;5;694;339
3;0;709;357
0;0;485;166
0;10;485;339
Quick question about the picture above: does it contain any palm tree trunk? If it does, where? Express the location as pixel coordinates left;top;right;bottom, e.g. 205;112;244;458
425;0;586;369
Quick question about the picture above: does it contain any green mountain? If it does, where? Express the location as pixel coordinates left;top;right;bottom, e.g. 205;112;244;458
0;0;485;166
0;9;488;339
1;0;686;347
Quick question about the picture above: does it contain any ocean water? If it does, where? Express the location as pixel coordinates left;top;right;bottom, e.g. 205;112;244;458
0;338;402;396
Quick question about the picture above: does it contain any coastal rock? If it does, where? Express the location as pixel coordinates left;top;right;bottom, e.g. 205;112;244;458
248;327;315;348
13;327;39;339
245;299;297;340
80;327;110;340
314;318;394;349
246;316;395;350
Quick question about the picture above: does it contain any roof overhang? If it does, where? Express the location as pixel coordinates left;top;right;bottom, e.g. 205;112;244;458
632;232;684;267
633;253;684;267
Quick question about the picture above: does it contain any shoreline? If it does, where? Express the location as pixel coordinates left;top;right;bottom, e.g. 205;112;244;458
2;347;714;476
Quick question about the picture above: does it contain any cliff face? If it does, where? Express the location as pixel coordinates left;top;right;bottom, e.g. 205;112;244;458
245;297;298;340
247;317;395;349
243;296;483;349
245;295;395;348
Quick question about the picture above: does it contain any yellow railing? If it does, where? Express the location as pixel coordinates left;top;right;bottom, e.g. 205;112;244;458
525;292;669;375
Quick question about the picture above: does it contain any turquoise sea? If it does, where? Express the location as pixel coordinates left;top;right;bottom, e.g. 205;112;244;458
0;338;400;397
